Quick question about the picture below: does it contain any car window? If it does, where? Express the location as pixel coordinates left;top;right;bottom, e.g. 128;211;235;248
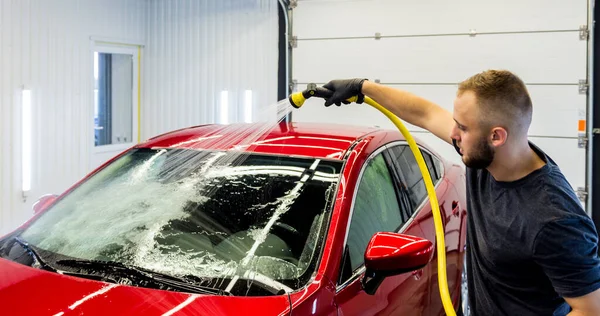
389;145;427;211
431;152;444;178
345;152;404;274
421;149;440;183
16;148;342;296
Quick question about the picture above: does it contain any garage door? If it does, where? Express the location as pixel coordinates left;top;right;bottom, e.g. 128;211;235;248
291;0;590;211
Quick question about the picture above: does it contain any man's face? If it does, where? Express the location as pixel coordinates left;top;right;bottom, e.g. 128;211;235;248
450;91;495;169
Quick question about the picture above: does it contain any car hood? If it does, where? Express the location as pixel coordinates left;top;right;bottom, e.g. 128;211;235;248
0;258;290;315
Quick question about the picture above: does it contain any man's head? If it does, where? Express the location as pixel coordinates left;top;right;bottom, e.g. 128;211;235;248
450;70;533;169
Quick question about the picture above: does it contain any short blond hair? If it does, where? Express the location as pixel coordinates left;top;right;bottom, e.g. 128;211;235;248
458;70;532;135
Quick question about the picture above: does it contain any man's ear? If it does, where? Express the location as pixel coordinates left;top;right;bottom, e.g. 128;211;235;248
490;127;508;147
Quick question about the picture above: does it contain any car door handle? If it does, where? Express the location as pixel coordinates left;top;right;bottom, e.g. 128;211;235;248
452;201;460;217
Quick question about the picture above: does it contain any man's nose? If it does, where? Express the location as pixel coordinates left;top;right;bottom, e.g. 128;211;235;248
450;126;460;140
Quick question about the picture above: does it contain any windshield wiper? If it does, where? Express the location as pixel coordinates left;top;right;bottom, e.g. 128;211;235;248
13;237;58;272
55;259;231;296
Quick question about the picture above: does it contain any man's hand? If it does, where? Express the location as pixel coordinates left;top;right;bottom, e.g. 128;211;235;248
322;79;368;106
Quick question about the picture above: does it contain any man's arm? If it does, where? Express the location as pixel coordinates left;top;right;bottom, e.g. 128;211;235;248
361;81;454;144
565;288;600;316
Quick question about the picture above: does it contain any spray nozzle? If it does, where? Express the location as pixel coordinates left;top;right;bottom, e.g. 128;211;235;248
288;83;334;109
288;83;359;109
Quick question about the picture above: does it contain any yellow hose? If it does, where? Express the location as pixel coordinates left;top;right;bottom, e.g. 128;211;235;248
290;92;456;315
360;96;456;316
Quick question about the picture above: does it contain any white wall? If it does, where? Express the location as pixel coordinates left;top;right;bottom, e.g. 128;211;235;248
142;0;279;139
0;0;280;235
0;0;147;235
292;0;589;208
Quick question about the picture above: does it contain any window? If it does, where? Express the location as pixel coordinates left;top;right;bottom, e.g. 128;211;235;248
345;153;404;275
17;149;342;295
94;51;134;146
389;146;427;210
432;153;443;179
421;149;441;183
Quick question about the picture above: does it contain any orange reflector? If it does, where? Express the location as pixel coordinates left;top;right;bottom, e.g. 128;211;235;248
578;120;586;132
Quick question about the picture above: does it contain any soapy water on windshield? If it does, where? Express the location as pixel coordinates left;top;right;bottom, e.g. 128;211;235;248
22;99;321;287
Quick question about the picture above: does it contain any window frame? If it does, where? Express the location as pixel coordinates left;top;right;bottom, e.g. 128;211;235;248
344;152;405;273
383;149;414;223
387;144;445;213
336;141;445;291
91;43;139;154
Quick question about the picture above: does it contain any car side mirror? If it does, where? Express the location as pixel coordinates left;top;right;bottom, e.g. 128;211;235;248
362;232;434;295
32;194;58;215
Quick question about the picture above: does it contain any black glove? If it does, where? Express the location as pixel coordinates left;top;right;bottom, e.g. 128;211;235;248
322;78;368;107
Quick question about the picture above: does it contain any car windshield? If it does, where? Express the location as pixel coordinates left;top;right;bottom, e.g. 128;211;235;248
18;148;342;295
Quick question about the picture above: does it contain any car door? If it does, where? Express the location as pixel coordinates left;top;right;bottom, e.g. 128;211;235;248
387;144;462;315
335;145;430;316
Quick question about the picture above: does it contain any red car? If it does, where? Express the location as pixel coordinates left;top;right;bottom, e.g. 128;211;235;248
0;122;467;315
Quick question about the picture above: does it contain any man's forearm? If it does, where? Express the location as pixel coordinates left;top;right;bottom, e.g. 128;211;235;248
564;288;600;316
568;308;600;316
360;81;454;144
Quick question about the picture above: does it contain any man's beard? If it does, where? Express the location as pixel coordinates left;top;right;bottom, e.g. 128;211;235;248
453;138;495;169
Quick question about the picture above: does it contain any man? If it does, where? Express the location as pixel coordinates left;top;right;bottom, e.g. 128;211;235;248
320;71;600;315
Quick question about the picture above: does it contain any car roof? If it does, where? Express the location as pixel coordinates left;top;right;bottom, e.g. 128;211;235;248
137;122;394;160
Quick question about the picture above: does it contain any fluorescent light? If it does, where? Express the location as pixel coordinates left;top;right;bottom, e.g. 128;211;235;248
220;91;229;124
244;90;252;123
22;89;32;193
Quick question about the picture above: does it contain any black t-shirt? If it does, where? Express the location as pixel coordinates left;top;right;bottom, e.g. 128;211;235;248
466;143;600;315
